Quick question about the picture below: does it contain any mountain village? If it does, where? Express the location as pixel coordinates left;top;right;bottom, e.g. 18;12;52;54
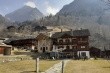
0;0;110;73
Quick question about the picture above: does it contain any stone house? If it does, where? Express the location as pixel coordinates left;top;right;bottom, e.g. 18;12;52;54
36;33;52;53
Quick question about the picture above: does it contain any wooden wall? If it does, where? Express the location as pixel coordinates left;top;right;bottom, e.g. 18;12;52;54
0;48;4;54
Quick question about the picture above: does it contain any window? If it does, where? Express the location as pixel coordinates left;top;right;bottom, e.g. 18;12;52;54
72;46;77;49
41;47;42;50
81;52;86;57
65;39;70;43
81;46;85;48
80;37;87;41
59;39;63;43
72;39;77;43
35;47;37;50
83;38;87;41
46;47;48;50
66;46;70;49
58;46;64;49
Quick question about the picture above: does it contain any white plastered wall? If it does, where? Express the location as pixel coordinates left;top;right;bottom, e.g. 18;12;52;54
77;51;90;58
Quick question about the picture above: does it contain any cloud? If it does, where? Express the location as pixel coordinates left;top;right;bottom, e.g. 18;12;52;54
45;1;59;15
0;11;3;16
46;6;59;15
25;1;36;8
0;7;8;16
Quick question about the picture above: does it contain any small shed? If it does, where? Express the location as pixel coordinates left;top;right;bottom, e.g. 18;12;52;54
90;47;101;57
0;44;12;55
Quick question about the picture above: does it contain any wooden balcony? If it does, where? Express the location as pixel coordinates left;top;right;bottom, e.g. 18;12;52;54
78;41;88;45
53;41;78;45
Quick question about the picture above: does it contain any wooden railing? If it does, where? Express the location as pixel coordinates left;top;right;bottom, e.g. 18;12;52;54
78;41;88;45
53;41;77;45
53;41;88;45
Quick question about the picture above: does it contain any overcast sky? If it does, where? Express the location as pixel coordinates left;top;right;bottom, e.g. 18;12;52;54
0;0;74;16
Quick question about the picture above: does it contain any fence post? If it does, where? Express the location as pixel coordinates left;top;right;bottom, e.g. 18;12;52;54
36;58;39;73
61;60;64;73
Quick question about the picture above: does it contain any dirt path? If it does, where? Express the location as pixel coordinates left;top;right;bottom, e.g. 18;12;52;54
43;60;69;73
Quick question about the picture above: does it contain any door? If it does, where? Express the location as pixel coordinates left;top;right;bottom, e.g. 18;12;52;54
43;47;45;53
81;52;86;57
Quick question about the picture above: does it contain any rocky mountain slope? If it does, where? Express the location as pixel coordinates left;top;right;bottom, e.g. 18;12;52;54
5;6;44;22
57;0;110;25
0;14;12;29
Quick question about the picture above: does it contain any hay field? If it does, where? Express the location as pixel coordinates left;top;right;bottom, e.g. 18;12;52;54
64;60;110;73
0;60;60;73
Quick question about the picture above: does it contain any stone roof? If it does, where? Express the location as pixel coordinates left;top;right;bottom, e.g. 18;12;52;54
51;29;90;38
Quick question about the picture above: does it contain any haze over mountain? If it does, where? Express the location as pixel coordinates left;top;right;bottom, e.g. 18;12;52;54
5;5;44;22
0;14;12;29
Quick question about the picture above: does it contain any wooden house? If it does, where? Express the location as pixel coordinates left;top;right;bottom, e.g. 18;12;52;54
0;45;12;55
4;29;91;58
0;38;12;55
8;38;37;51
51;29;90;59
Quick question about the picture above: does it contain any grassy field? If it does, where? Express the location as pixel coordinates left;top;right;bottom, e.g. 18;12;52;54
0;60;60;73
64;59;110;73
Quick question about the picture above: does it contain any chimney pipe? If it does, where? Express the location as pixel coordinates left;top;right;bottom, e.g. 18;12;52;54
61;29;63;32
70;29;73;36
